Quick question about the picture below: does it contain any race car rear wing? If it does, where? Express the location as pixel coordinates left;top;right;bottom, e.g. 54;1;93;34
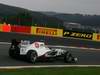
11;39;31;46
11;39;20;46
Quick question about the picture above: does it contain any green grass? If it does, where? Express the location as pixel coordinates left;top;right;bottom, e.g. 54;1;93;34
0;67;100;75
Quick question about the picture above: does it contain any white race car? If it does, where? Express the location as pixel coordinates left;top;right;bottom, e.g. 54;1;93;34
9;39;78;63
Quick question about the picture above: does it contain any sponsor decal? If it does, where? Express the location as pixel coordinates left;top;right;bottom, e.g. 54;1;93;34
63;31;93;39
34;42;39;48
36;28;57;36
31;26;63;37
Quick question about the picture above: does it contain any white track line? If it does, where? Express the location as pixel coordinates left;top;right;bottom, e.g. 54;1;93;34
0;42;11;45
0;65;100;69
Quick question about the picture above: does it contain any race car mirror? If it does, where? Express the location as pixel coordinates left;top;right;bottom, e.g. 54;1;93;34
34;42;39;48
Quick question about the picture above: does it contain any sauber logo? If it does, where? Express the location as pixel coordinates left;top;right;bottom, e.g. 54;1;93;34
34;42;39;48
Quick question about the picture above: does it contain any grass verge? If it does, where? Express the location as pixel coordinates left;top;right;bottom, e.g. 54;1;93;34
0;67;100;75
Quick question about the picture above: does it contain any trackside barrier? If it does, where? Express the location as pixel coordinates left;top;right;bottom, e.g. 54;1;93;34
1;23;100;42
11;25;31;34
31;26;63;37
2;24;11;32
63;30;93;40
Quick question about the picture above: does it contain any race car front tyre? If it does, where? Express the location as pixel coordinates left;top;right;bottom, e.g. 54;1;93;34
64;52;78;63
64;52;74;63
26;50;37;63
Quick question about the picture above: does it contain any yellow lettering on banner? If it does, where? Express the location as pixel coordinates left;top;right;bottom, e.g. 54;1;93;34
87;34;92;38
64;32;70;35
70;32;76;36
81;34;92;39
76;33;80;37
81;34;86;37
85;34;88;38
69;32;92;39
63;32;66;35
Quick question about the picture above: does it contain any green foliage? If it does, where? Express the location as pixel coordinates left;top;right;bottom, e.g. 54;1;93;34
0;3;63;28
53;13;100;27
0;3;100;29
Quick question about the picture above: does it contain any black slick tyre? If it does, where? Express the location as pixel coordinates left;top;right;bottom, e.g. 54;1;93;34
64;52;73;63
26;50;37;63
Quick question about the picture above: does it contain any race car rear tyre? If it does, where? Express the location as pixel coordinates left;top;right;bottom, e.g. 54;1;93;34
27;50;37;63
9;49;15;58
9;46;20;59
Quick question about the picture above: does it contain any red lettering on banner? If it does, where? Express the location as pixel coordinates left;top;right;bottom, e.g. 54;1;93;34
36;28;57;36
97;34;100;40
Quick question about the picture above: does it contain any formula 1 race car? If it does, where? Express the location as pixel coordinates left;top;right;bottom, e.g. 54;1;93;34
9;39;78;63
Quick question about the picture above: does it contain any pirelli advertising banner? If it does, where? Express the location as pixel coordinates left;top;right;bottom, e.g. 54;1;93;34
92;33;100;41
63;30;93;39
31;26;63;37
